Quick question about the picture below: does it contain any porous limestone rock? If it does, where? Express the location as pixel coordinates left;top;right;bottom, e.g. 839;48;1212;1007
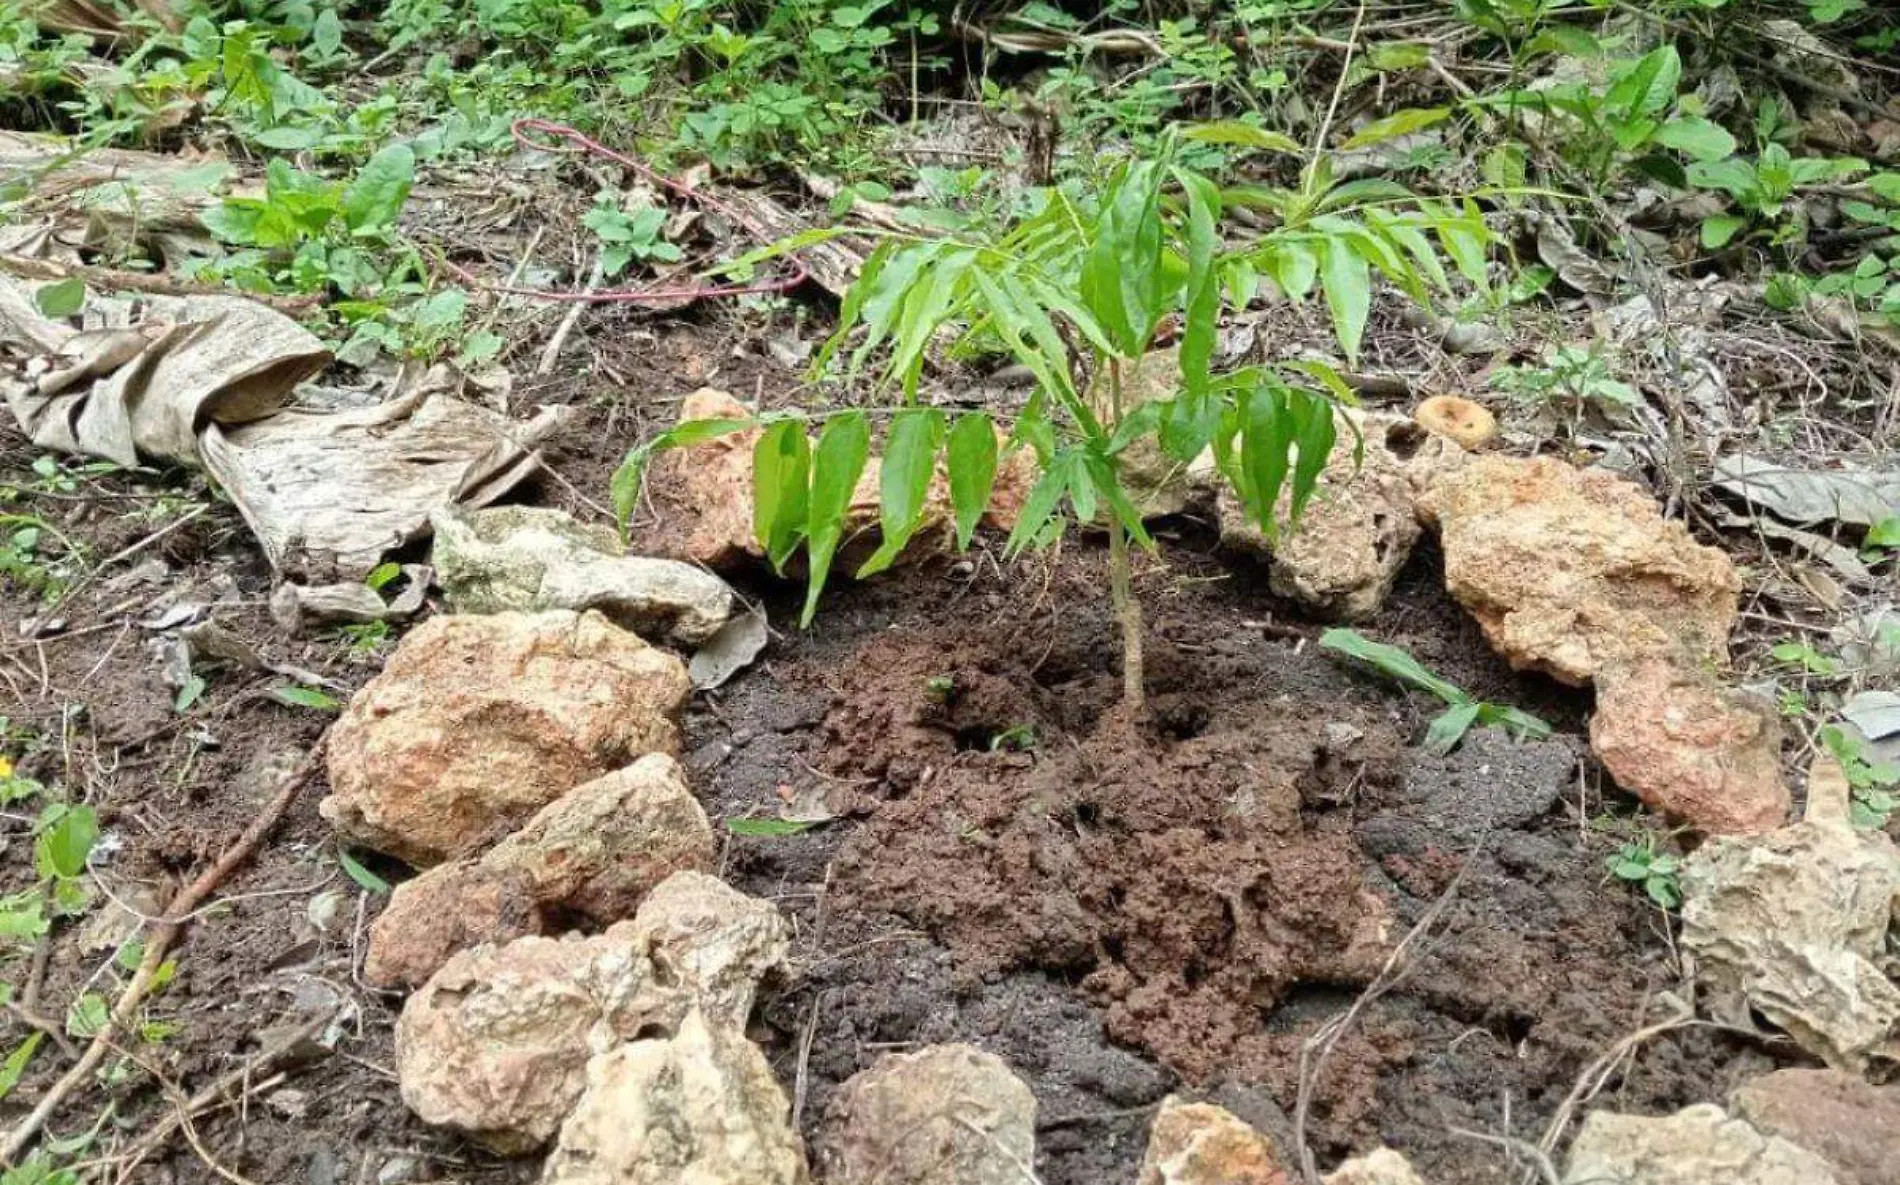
322;610;687;866
1680;803;1900;1071
625;869;790;1029
431;503;735;644
396;875;791;1153
540;1009;808;1185
1590;660;1789;835
1325;1147;1430;1185
365;755;717;988
1221;411;1465;621
395;929;674;1154
1561;1104;1840;1185
1423;455;1739;685
1139;1097;1290;1185
822;1044;1037;1185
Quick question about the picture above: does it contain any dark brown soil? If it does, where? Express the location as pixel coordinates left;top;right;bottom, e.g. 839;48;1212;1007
2;313;1780;1185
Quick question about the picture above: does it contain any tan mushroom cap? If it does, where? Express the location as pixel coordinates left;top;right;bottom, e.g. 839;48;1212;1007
1413;394;1498;451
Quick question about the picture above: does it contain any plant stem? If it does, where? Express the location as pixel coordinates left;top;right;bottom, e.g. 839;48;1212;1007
1106;511;1145;711
1106;358;1145;712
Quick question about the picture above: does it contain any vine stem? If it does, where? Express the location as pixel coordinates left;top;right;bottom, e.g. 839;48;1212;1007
1106;358;1145;712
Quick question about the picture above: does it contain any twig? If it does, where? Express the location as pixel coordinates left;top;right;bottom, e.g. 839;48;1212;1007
536;252;604;376
1449;1127;1563;1185
1293;833;1486;1185
1534;999;1695;1163
0;733;329;1167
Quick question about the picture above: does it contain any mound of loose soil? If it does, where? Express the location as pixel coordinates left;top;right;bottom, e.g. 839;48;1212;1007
713;540;1759;1185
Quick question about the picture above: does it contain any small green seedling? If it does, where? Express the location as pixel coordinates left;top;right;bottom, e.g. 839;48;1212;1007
1822;725;1900;830
1771;640;1841;677
989;724;1037;753
924;674;955;701
1608;836;1682;910
1319;628;1552;754
617;122;1489;712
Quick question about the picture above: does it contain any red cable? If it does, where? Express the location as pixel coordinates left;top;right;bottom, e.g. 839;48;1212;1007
433;118;815;305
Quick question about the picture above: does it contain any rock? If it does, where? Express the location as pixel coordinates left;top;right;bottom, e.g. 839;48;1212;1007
822;1044;1036;1185
541;1009;808;1185
1424;456;1739;685
366;755;717;988
395;930;676;1153
322;610;688;866
1730;1068;1900;1185
396;876;791;1152
627;870;789;1029
431;504;735;645
646;388;1031;571
366;862;545;990
1325;1147;1430;1185
1221;412;1464;621
1680;809;1900;1071
1590;660;1790;835
1413;395;1497;450
1139;1097;1290;1185
1561;1104;1840;1185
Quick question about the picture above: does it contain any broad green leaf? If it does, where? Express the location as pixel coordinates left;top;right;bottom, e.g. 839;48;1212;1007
1084;453;1154;551
1238;385;1294;533
1605;45;1681;123
1474;701;1555;741
1869;173;1900;204
1004;457;1071;557
0;1034;41;1101
1701;214;1748;249
611;416;757;529
727;817;818;837
1652;116;1737;162
1424;700;1484;755
753;419;811;571
801;411;872;626
886;248;974;399
1286;391;1337;524
1868;517;1900;548
1318;628;1468;705
1342;107;1450;150
1368;41;1432;71
65;992;107;1038
0;890;47;940
1173;167;1223;425
272;685;339;711
35;804;97;880
1317;236;1371;363
338;846;391;895
341;142;415;234
34;277;85;319
1181;120;1302;155
946;413;999;550
858;408;945;577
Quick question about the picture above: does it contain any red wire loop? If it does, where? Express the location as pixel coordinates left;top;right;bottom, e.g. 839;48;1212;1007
433;119;813;305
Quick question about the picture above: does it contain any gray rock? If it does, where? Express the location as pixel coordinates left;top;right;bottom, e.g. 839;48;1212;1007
541;1009;808;1185
1730;1067;1900;1185
1562;1104;1840;1185
431;504;734;645
822;1044;1037;1185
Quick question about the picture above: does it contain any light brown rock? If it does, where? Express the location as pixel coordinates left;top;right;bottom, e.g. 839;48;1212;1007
1562;1104;1840;1185
322;610;688;866
1424;456;1739;685
395;929;675;1153
646;388;1032;570
1680;814;1900;1071
822;1044;1036;1185
1139;1097;1290;1185
365;755;717;988
1221;412;1465;621
541;1009;808;1185
1413;395;1497;450
365;863;544;990
1590;660;1790;835
627;870;790;1029
1326;1147;1430;1185
396;874;791;1152
1730;1068;1900;1185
